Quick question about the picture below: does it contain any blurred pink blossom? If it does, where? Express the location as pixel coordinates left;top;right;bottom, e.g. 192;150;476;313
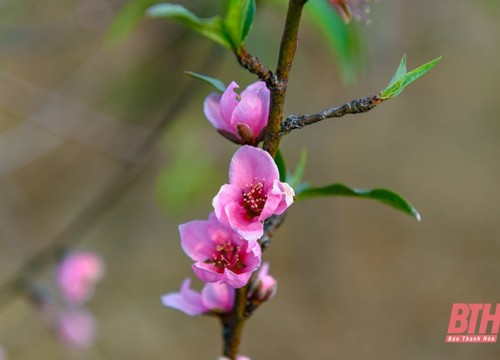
204;81;270;145
56;251;105;305
180;213;261;288
213;146;294;241
57;309;97;349
328;0;371;23
0;344;7;360
162;278;235;316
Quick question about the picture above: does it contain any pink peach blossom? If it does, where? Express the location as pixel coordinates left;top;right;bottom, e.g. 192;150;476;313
204;81;269;145
180;213;261;288
56;251;105;305
213;146;294;241
57;309;98;349
161;278;235;316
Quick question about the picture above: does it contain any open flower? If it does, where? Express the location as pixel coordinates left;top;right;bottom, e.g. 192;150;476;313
161;278;235;316
328;0;371;23
180;213;262;288
213;146;294;241
56;251;105;305
204;81;270;145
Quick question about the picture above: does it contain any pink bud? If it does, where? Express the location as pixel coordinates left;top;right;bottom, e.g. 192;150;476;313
204;81;270;145
56;251;105;305
249;263;277;302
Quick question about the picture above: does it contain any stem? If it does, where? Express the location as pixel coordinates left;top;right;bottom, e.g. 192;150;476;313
222;287;248;359
235;48;273;85
222;1;308;358
263;0;308;158
281;95;382;134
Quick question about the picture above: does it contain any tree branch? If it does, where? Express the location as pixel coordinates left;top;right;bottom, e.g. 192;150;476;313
222;286;247;359
280;94;382;135
263;0;308;158
235;48;274;86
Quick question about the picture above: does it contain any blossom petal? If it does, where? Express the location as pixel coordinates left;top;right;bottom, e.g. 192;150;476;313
240;81;267;97
228;146;279;188
179;221;214;262
201;282;234;312
258;180;283;221
240;241;262;271
225;202;264;241
213;184;241;227
275;181;295;214
219;81;239;123
231;85;269;141
204;93;232;134
192;262;225;284
223;270;252;288
161;279;207;316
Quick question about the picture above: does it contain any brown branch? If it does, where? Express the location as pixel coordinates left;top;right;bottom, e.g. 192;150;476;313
222;287;248;359
222;1;308;358
235;48;274;86
263;0;308;158
280;94;382;135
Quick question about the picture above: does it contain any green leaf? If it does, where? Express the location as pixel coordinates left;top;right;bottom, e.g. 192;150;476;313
147;4;232;49
241;0;256;43
274;149;287;183
297;183;421;221
223;0;256;51
184;71;226;92
381;55;442;99
106;0;161;44
288;148;307;188
388;54;407;86
304;0;365;83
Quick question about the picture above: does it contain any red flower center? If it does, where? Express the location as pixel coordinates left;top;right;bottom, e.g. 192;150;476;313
211;242;244;272
241;180;267;218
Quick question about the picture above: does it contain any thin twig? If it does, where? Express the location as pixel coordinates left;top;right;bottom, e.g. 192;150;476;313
235;48;274;86
280;94;382;135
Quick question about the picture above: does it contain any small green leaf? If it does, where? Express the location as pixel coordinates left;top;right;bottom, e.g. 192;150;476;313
288;148;307;188
184;71;226;92
223;0;256;51
147;4;232;49
388;54;407;86
297;183;421;221
381;55;442;99
274;149;287;183
241;0;256;43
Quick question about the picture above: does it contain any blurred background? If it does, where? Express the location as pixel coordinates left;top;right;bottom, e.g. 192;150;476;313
0;0;499;359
